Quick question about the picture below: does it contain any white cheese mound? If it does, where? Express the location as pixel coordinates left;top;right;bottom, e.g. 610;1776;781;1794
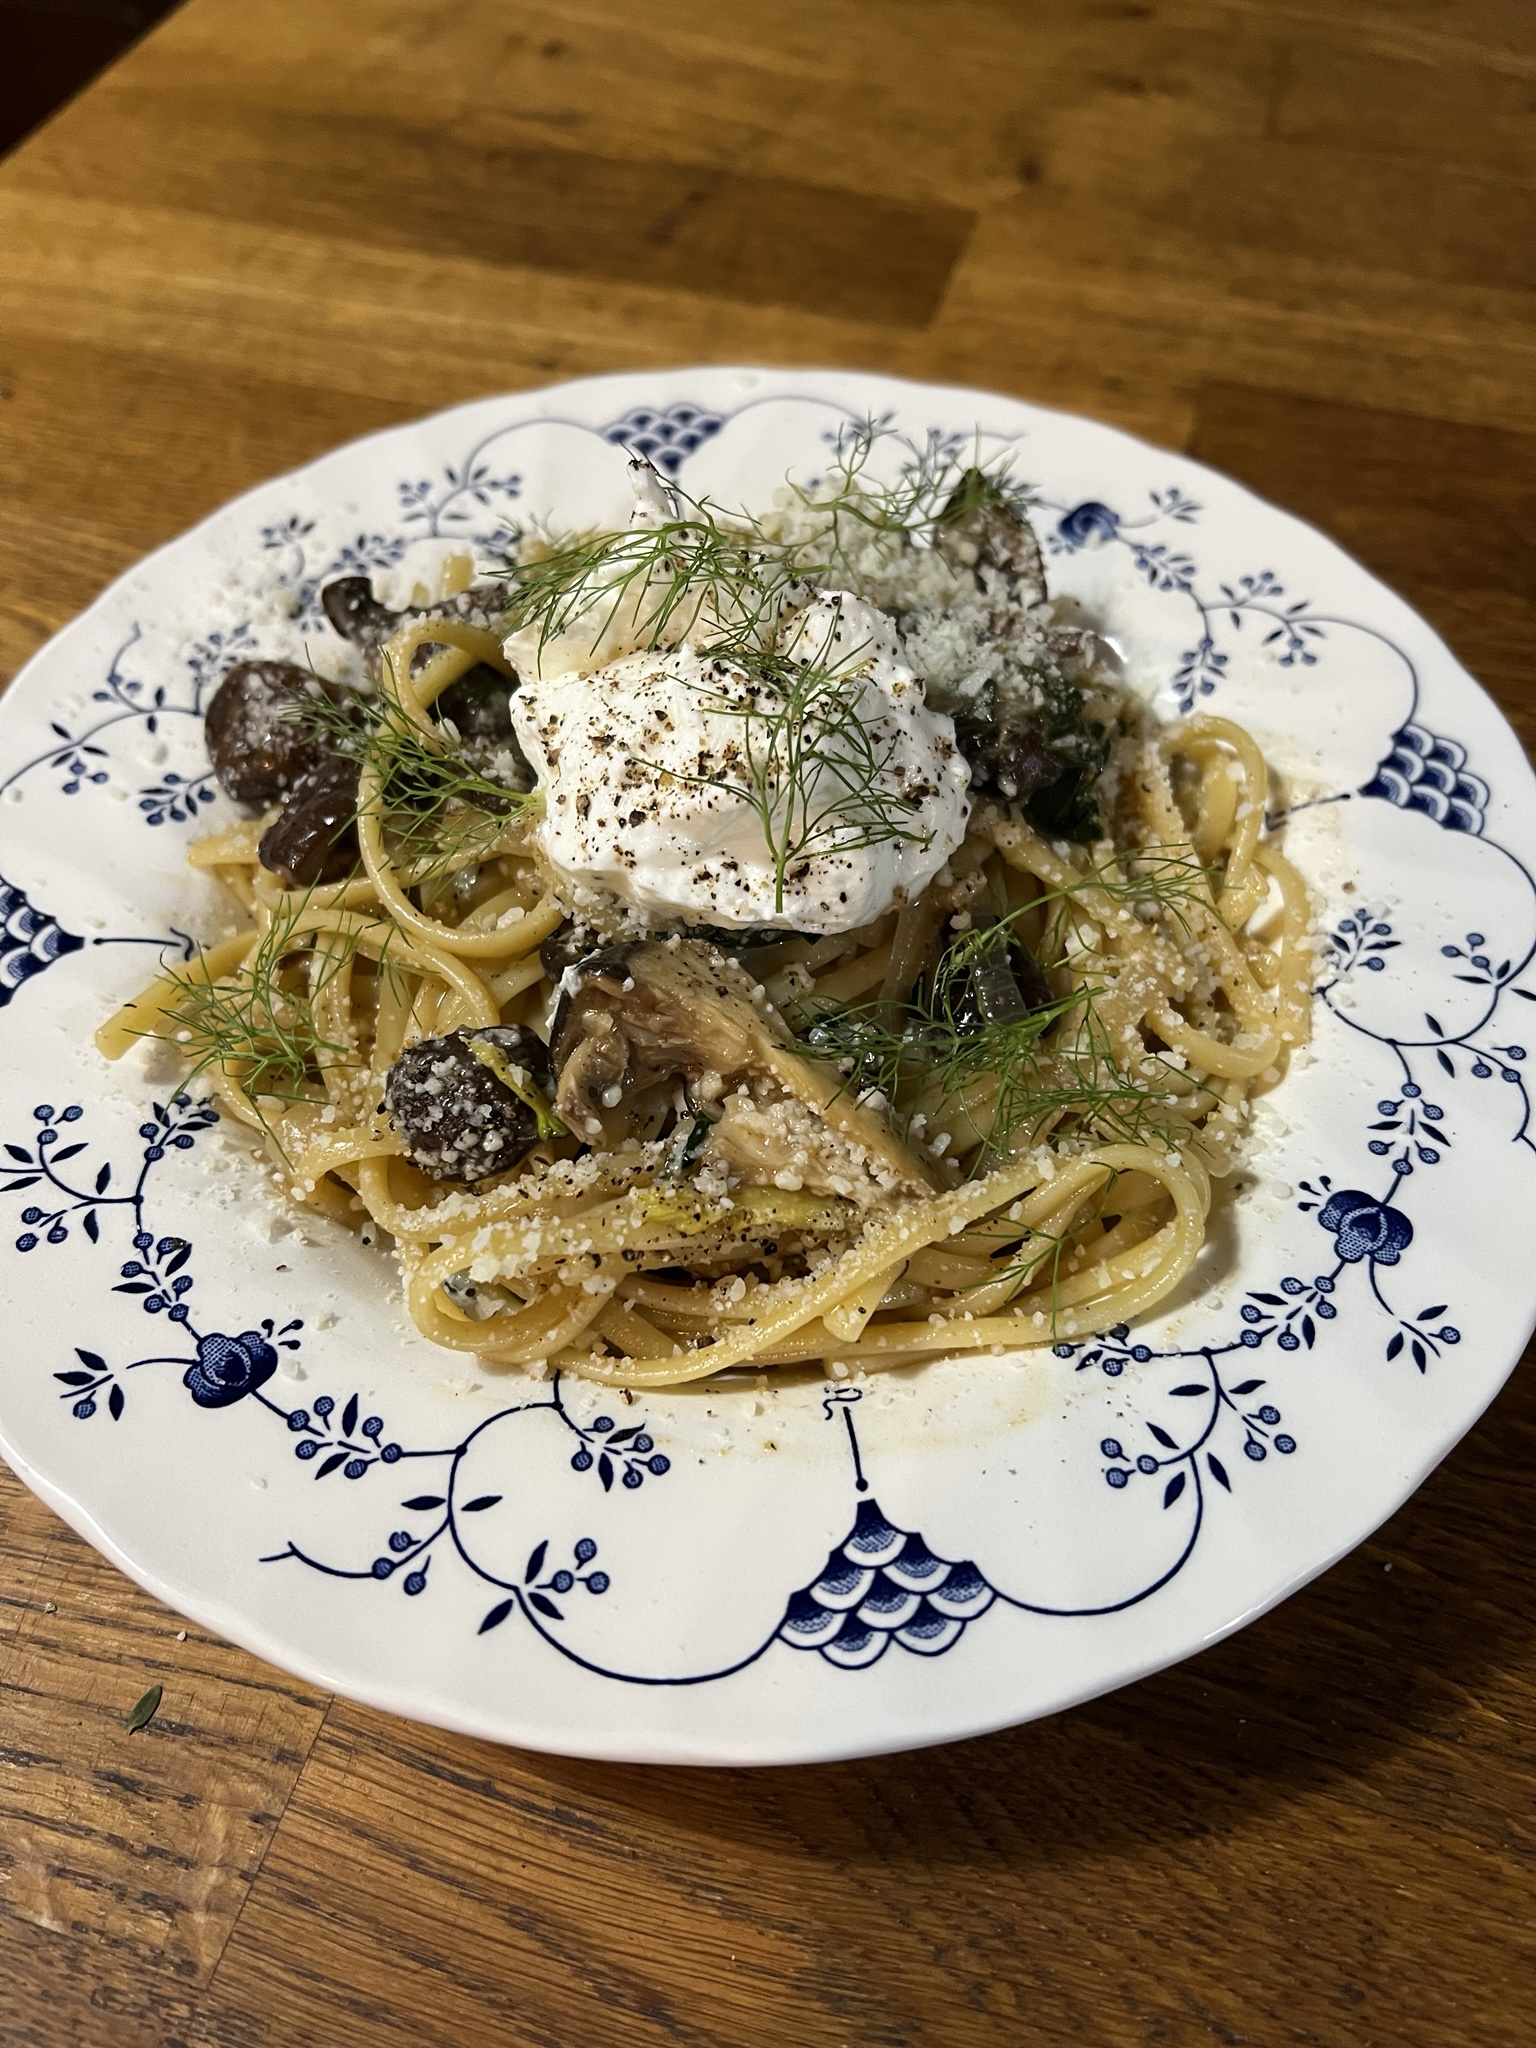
509;589;970;934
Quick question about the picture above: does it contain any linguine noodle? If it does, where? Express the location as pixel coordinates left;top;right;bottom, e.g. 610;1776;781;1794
97;448;1313;1388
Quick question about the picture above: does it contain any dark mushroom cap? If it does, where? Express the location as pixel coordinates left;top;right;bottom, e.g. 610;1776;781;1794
204;660;353;806
321;576;396;652
257;755;361;887
434;666;515;746
957;714;1065;804
384;1026;550;1181
320;579;530;785
432;666;533;788
320;574;520;666
539;923;598;985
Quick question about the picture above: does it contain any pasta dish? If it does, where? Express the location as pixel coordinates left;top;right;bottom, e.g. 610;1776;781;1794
98;430;1313;1389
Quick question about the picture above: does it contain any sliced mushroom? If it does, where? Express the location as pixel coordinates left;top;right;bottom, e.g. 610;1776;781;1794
944;918;1054;1030
549;942;755;1137
257;755;361;886
539;921;801;993
204;660;355;805
955;713;1065;806
549;939;934;1194
936;468;1048;609
320;574;520;668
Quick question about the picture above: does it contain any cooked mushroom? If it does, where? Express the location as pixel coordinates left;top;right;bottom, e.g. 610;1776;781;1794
384;1025;553;1181
320;576;529;783
549;939;933;1196
432;664;535;786
944;918;1054;1031
320;574;519;666
320;576;396;653
914;472;1120;832
204;660;354;805
434;666;514;747
539;923;598;985
956;715;1066;806
257;755;361;887
549;944;743;1133
936;467;1048;608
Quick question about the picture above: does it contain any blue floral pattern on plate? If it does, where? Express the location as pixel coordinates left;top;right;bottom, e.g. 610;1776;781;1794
0;371;1532;1759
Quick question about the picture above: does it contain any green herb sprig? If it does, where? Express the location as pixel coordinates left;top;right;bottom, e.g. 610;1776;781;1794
502;512;802;665
293;679;539;886
800;849;1220;1171
768;419;1039;583
155;899;373;1114
636;621;936;914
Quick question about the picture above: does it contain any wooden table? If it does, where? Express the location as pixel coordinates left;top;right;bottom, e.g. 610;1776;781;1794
3;5;1534;2042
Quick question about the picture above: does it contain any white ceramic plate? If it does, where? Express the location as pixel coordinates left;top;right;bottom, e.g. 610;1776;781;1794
1;368;1532;1765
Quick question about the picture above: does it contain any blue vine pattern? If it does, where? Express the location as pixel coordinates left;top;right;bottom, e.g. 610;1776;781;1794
260;1375;673;1634
281;532;409;630
0;621;253;870
1;386;1534;1688
0;395;1490;878
1050;497;1331;711
0;1068;1478;1672
395;431;524;537
138;770;218;827
262;1382;1012;1675
0;1079;1347;1672
1319;907;1535;1153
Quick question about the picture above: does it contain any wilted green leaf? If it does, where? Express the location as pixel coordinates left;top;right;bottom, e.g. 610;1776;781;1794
125;1684;163;1735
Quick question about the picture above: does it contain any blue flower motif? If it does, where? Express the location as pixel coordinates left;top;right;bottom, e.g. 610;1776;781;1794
1056;501;1120;549
183;1330;278;1409
1316;1190;1414;1266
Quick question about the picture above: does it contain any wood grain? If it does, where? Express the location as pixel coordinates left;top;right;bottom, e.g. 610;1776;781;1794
13;93;976;325
0;1472;328;1988
1;1;1533;2042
